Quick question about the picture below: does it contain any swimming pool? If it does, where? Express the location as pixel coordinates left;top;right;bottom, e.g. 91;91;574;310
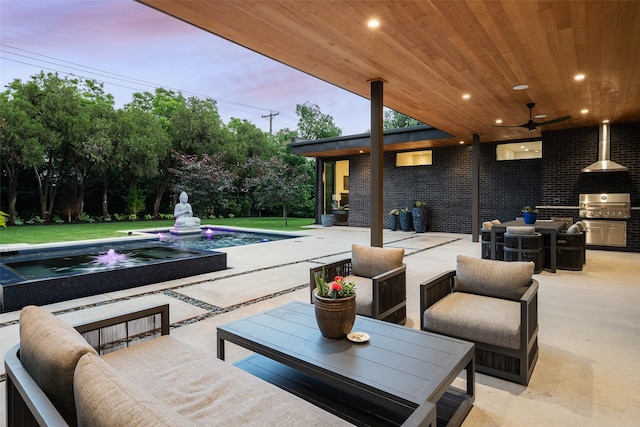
0;227;300;313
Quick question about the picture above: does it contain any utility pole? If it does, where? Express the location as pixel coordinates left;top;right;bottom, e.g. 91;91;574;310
262;111;279;135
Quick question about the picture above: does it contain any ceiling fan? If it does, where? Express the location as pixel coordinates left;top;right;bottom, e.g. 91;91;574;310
494;102;571;131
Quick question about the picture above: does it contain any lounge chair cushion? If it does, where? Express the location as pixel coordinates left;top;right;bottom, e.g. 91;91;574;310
505;226;535;235
482;221;493;230
454;255;533;301
74;353;196;427
345;275;373;316
19;305;98;425
424;292;521;350
351;244;404;278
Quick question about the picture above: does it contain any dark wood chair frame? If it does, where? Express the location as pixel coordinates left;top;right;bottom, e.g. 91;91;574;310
419;271;538;385
310;258;407;325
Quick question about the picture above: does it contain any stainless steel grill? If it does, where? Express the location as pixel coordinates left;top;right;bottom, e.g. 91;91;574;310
579;193;631;219
579;193;630;247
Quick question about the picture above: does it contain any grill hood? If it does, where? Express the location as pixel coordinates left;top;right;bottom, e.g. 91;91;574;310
582;123;628;172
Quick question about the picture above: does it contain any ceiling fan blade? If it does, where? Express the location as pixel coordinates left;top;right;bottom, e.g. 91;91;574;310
536;115;571;126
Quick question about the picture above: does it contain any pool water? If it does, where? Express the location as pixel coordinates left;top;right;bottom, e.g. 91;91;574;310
159;227;296;251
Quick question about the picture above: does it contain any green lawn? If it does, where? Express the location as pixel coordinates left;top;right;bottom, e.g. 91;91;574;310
0;217;315;245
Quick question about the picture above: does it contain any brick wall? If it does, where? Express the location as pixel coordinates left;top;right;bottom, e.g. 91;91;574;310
333;122;640;252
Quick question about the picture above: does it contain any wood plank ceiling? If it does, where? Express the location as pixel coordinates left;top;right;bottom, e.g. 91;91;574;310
137;0;640;151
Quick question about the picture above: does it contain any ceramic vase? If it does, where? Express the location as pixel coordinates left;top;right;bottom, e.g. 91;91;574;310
389;215;398;231
523;212;537;224
313;290;356;339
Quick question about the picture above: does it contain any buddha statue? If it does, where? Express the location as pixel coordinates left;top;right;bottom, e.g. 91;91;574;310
173;191;201;231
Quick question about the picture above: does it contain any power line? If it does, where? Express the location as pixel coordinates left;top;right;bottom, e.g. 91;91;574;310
0;44;287;117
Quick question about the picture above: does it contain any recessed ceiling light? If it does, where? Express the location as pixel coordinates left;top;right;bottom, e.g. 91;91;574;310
359;150;364;153
495;119;502;124
602;119;610;123
574;73;586;81
459;141;464;144
520;146;525;149
462;93;470;100
581;109;589;114
534;114;547;119
512;84;529;90
367;19;380;28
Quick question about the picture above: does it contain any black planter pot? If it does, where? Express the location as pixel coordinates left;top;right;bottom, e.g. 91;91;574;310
412;207;427;233
389;215;398;231
399;211;413;232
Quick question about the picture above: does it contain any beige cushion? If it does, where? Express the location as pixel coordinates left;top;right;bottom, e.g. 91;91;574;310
454;255;533;301
351;244;404;278
19;305;98;425
103;336;350;426
506;226;535;235
482;221;493;230
345;275;373;316
491;219;502;225
424;292;521;349
74;353;195;427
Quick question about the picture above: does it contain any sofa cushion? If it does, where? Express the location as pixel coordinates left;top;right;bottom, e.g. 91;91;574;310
423;292;521;350
345;275;373;316
454;255;533;301
351;244;404;278
74;353;196;427
482;221;493;230
19;305;98;425
103;336;351;426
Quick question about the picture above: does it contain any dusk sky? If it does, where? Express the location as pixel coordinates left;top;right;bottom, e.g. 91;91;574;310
0;0;373;135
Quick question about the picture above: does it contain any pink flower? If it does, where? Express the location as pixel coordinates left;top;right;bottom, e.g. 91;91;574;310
330;281;342;292
334;276;344;282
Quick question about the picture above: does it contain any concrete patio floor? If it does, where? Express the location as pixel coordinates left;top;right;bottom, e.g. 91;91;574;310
1;225;639;426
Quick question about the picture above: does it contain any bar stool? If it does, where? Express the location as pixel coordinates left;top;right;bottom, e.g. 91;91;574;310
504;226;544;273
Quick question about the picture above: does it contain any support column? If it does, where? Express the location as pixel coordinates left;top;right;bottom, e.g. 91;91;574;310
370;80;384;247
471;133;480;242
316;158;324;225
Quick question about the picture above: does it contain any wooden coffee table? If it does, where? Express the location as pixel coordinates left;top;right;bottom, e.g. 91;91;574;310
217;301;474;426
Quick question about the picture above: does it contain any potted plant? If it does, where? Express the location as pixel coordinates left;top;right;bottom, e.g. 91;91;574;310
412;201;428;233
522;206;539;224
313;270;357;338
389;208;400;231
399;207;413;232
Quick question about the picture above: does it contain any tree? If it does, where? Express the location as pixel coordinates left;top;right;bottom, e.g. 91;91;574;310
0;85;44;223
223;118;273;164
115;106;170;192
248;156;311;225
383;109;424;130
170;153;235;218
295;102;342;139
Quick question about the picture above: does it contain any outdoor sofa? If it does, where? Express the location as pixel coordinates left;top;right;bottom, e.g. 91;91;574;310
419;255;539;385
4;304;354;427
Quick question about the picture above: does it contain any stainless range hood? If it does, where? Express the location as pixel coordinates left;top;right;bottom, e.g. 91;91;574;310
582;123;628;172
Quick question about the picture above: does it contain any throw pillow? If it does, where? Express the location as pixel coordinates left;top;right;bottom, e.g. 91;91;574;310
454;255;534;301
351;244;404;278
19;305;98;425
